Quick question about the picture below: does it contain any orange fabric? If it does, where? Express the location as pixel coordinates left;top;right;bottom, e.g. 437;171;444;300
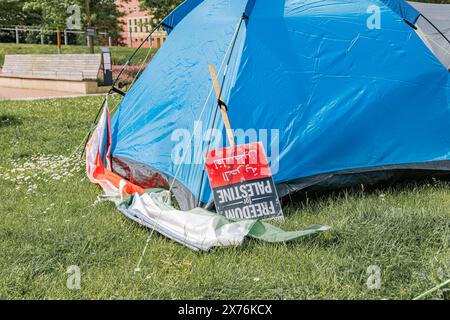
85;104;146;198
92;152;146;196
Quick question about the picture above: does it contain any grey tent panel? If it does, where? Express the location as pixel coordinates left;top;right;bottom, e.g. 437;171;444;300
409;1;450;39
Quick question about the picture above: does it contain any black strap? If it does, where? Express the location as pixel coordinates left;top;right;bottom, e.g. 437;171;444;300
196;14;247;206
217;99;228;111
404;19;417;30
110;87;126;96
161;22;173;30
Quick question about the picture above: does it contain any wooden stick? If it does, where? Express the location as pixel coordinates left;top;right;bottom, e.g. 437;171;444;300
209;64;235;147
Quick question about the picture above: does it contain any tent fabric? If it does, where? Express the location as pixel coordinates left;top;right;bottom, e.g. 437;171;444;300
381;0;420;23
162;0;423;26
162;0;205;33
110;0;450;209
86;102;330;251
409;1;450;39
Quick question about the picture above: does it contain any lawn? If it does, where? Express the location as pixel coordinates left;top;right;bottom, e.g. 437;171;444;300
0;95;449;300
0;43;156;67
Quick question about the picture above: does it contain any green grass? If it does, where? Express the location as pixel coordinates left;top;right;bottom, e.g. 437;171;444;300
0;96;449;300
0;43;156;67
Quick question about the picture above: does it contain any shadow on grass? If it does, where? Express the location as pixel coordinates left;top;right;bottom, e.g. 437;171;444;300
281;175;450;211
0;115;22;128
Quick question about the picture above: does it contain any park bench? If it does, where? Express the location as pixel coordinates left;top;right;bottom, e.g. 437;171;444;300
0;54;108;94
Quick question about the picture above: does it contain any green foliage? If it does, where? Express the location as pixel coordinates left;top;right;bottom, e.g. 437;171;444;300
0;96;449;299
141;0;184;22
23;0;74;30
0;0;28;26
1;0;123;38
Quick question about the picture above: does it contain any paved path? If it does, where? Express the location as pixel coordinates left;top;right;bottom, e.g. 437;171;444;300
0;87;89;101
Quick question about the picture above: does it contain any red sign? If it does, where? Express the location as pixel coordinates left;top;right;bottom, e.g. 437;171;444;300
206;142;283;220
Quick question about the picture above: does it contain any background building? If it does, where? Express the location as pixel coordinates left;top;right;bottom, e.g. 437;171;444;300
115;0;166;48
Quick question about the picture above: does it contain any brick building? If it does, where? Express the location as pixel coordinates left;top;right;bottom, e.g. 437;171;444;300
115;0;166;48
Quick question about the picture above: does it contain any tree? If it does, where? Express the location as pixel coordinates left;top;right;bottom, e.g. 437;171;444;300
0;0;42;43
0;0;39;26
90;0;125;43
23;0;124;36
23;0;74;31
141;0;184;23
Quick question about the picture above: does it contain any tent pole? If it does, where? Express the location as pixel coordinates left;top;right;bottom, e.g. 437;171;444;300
209;64;235;147
80;19;169;160
419;14;450;46
196;13;248;206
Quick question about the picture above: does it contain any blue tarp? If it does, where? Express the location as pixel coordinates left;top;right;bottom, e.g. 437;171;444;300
111;0;450;207
162;0;204;33
381;0;420;23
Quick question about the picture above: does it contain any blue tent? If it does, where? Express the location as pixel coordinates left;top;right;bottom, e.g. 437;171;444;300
110;0;450;210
